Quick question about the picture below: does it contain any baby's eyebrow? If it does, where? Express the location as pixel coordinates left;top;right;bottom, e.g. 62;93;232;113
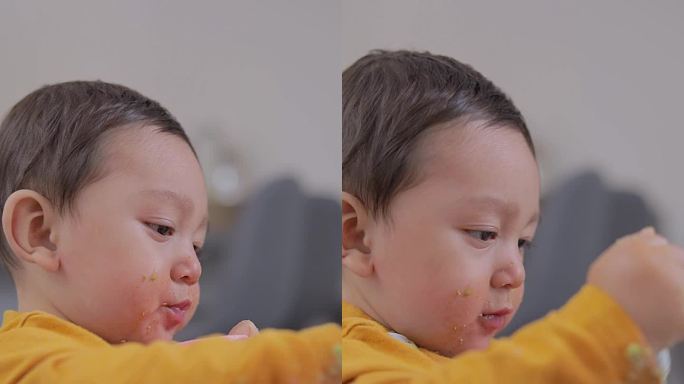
462;195;539;224
139;189;195;212
464;196;517;215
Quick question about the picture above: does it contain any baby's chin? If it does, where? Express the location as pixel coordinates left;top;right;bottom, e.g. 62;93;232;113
134;306;196;344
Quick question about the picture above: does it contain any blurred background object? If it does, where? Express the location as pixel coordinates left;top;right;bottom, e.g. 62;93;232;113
0;0;341;331
342;1;684;381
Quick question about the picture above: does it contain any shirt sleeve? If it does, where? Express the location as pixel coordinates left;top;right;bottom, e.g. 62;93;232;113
5;323;341;384
343;285;662;384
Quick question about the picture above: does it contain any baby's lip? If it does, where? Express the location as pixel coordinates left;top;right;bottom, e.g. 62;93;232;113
165;300;191;311
478;308;512;333
481;307;512;316
161;300;191;330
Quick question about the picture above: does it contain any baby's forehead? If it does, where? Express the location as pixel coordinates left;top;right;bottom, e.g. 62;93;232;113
135;189;197;212
98;126;198;172
93;126;208;207
418;125;536;174
392;126;540;214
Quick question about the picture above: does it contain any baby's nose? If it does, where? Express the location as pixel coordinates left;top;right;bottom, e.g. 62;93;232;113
491;254;525;289
171;251;202;285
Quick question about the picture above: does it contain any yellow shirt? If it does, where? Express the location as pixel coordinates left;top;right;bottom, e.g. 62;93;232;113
0;310;341;383
342;285;662;383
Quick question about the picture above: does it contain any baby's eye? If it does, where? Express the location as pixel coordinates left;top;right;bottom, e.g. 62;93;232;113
466;230;497;242
148;223;175;237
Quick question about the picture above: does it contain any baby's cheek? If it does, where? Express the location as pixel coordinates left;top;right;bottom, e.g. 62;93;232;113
431;304;483;356
452;282;486;310
448;286;489;331
123;282;161;327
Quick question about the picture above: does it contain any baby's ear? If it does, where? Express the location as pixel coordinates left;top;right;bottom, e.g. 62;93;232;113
341;192;374;277
2;190;60;272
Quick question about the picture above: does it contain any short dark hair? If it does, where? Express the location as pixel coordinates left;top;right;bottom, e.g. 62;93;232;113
342;50;534;218
0;81;195;270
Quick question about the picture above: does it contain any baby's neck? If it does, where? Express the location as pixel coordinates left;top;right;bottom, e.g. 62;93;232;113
15;282;67;321
342;280;393;331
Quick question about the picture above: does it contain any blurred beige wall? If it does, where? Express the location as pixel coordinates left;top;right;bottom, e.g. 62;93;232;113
0;0;341;200
343;0;684;244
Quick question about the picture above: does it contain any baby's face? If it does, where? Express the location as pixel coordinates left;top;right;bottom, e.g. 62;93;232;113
52;126;207;344
367;122;539;356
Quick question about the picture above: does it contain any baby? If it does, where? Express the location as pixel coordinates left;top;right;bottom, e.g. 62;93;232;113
0;81;340;382
341;50;684;383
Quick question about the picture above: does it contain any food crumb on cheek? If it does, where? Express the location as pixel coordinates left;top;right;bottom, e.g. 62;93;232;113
456;287;472;297
149;272;157;282
453;323;468;346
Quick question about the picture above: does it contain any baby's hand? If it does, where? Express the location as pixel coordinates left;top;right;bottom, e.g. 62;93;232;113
227;320;260;338
587;227;684;351
180;320;259;345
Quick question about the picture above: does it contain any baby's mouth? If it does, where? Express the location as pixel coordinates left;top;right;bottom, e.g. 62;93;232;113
478;308;512;333
161;300;191;330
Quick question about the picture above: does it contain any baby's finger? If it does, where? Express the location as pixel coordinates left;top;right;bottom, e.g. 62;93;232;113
615;227;653;245
637;227;669;246
617;227;666;247
640;226;656;236
228;320;259;338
